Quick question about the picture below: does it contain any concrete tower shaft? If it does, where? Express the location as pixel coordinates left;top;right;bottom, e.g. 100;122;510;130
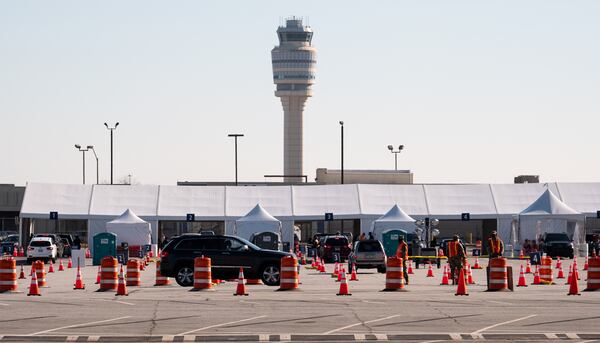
272;17;316;183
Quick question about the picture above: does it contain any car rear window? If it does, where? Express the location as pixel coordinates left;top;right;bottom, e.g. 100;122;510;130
325;237;348;246
545;233;569;241
357;242;382;252
30;241;51;247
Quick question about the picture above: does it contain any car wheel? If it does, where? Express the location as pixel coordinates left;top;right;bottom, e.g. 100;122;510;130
175;266;194;287
260;264;280;286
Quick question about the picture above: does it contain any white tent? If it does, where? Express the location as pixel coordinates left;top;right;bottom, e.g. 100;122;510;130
372;204;416;240
234;204;282;241
517;189;585;246
105;209;152;246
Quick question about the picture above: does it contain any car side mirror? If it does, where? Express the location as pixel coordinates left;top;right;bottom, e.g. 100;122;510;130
242;245;249;251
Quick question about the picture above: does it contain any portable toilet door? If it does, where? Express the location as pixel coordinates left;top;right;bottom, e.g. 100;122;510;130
381;229;408;257
92;232;117;266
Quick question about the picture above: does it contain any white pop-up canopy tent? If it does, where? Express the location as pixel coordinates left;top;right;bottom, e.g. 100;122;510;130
516;189;585;246
105;209;152;246
372;204;416;240
234;204;282;241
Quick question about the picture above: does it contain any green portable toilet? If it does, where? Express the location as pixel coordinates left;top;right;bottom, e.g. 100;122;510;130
381;229;408;257
93;232;117;266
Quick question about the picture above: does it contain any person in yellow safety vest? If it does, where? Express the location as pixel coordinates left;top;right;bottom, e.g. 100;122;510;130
447;235;466;285
395;236;409;284
487;231;504;260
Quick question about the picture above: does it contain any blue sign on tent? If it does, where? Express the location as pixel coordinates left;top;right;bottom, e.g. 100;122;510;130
461;213;470;221
186;213;195;222
49;211;58;220
325;213;334;221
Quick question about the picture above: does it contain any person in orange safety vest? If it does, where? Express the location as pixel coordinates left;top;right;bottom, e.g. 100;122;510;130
447;235;466;284
395;236;409;284
487;231;504;259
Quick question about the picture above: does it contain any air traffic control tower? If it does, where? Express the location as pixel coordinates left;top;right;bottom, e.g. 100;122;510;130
272;17;316;183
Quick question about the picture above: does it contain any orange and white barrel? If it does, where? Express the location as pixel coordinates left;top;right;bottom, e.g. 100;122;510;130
487;257;509;291
33;260;47;287
126;259;141;286
0;258;18;292
585;257;600;291
99;256;118;291
154;260;171;286
540;256;554;284
192;256;212;290
382;257;406;291
278;256;299;291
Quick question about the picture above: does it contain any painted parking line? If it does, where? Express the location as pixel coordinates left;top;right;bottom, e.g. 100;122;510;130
176;315;267;336
323;314;401;335
28;316;132;336
471;314;537;334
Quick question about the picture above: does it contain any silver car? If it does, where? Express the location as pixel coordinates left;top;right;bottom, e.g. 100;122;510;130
348;240;387;273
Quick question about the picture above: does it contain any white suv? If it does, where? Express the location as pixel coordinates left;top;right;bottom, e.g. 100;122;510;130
27;237;57;264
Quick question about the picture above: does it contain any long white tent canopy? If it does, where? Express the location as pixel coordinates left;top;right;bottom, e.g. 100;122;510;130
19;182;600;244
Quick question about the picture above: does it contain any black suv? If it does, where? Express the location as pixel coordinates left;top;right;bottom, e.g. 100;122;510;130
160;234;292;287
540;232;574;258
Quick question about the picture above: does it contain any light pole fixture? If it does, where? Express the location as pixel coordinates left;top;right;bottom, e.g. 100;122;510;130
387;144;405;171
88;145;99;184
104;122;119;185
228;133;244;186
74;144;90;184
339;121;344;184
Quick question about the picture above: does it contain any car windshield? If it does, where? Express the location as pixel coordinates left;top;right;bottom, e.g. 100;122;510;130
325;237;348;246
30;240;51;247
545;233;570;241
357;241;382;252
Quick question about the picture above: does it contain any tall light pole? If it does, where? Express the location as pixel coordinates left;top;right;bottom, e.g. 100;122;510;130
228;134;244;186
104;122;119;185
339;121;344;184
88;145;99;184
387;145;405;171
74;144;90;184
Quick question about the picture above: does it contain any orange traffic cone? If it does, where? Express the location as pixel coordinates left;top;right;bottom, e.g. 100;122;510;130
95;266;101;284
19;265;26;279
73;266;85;290
337;267;344;282
467;265;475;285
517;265;528;287
19;247;24;257
525;260;532;274
472;257;482;269
407;260;414;274
331;262;339;278
48;261;55;273
58;259;64;271
455;268;468;296
532;265;541;285
568;267;581;296
556;257;562;270
116;266;128;296
85;248;91;258
566;264;573;285
350;263;358;281
319;262;326;273
584;257;589;271
12;246;18;257
234;268;248;296
336;269;351;296
28;267;41;296
440;265;449;285
67;258;72;269
426;263;434;277
519;250;524;259
29;265;33;276
557;265;565;279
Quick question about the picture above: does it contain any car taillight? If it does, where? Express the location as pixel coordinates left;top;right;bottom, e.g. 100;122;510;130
324;245;331;249
46;247;52;250
28;247;34;250
161;251;169;258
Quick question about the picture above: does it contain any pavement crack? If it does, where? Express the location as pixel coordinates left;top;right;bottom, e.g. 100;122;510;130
148;300;159;335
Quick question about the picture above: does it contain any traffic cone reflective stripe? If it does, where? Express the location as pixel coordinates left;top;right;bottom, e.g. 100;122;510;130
332;263;339;278
350;264;358;281
455;268;468;296
566;264;573;285
28;267;41;296
337;269;351;296
74;266;85;290
532;265;541;285
556;257;562;270
557;265;565;279
467;265;475;285
517;265;528;287
337;267;343;282
234;268;248;296
584;257;589;271
48;262;55;273
426;263;434;277
95;266;101;284
525;260;532;274
568;266;581;295
19;265;26;279
472;258;482;269
116;266;128;296
407;260;414;274
440;265;449;285
58;259;64;271
67;258;72;269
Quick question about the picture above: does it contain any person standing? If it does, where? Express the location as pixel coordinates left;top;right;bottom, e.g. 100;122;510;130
395;236;409;284
358;232;366;241
448;235;466;284
487;231;504;260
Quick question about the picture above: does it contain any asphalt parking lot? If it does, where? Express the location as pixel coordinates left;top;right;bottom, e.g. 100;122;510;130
0;257;599;343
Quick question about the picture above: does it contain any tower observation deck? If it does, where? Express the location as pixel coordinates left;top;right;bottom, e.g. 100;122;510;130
271;17;316;183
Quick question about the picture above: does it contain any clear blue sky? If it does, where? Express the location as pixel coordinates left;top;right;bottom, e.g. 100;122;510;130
1;1;599;186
